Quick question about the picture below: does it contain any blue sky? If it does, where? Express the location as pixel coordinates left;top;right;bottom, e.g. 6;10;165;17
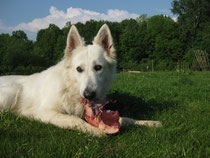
0;0;175;40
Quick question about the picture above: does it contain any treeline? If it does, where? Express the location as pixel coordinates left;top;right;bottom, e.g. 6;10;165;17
0;0;209;74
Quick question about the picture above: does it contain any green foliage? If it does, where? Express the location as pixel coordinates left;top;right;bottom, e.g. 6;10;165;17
119;19;140;64
0;0;210;72
34;24;62;62
3;38;32;68
0;31;52;75
0;34;10;65
147;15;184;64
171;0;210;50
195;22;210;53
12;30;28;41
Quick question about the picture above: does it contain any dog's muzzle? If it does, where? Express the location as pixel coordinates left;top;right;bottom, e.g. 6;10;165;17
83;88;96;100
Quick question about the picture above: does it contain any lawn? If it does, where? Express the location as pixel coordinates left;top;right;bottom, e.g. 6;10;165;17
0;72;209;158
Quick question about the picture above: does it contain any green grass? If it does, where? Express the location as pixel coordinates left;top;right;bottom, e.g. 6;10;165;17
0;72;209;158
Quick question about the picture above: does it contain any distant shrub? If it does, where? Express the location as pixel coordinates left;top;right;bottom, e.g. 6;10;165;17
0;65;46;75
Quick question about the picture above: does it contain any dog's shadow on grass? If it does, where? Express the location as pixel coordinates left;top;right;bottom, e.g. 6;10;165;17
106;90;176;121
105;90;176;135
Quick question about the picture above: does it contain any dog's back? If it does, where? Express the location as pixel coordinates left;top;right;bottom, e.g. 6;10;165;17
0;75;23;112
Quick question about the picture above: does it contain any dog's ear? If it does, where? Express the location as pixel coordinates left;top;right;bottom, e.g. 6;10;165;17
65;25;84;57
93;24;116;59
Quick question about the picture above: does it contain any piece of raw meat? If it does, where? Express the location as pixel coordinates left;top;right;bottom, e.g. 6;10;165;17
80;98;120;134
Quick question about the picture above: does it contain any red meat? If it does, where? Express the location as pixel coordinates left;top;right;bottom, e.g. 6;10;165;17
80;98;120;134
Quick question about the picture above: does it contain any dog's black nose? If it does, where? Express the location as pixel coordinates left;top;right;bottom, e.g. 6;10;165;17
83;88;96;100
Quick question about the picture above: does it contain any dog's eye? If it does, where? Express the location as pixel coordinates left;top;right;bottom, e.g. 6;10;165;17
76;66;83;73
94;65;102;71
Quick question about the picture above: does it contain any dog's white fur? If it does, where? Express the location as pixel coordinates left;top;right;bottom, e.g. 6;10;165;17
0;24;161;136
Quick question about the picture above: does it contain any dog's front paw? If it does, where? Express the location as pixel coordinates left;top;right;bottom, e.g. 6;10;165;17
92;128;107;137
85;123;107;137
135;120;162;127
150;121;162;127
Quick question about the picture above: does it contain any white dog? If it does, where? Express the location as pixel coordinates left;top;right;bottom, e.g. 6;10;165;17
0;24;161;136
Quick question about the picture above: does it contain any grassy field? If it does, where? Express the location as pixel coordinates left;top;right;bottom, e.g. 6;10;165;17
0;72;209;158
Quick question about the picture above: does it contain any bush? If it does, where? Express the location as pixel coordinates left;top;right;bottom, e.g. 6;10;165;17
0;65;47;75
154;60;176;71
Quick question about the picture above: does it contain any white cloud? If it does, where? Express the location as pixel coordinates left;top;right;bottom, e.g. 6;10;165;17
0;7;179;40
172;17;178;22
154;8;177;22
0;6;140;40
0;6;139;37
155;8;171;14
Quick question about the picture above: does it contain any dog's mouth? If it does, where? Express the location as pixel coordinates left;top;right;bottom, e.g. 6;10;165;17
80;98;109;118
89;99;106;116
80;97;120;134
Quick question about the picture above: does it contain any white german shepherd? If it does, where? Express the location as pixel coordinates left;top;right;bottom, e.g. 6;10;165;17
0;24;161;136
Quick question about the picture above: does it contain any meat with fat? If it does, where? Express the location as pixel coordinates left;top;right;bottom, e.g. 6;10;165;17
80;98;120;134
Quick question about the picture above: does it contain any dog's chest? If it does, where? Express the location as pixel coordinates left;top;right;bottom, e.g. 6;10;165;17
59;90;83;117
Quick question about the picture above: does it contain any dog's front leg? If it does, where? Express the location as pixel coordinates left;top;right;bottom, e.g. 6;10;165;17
119;117;162;127
37;110;106;137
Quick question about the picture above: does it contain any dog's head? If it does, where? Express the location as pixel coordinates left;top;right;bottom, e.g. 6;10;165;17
64;24;116;100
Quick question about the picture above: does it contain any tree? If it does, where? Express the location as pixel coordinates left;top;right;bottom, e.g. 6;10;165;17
34;24;62;61
12;30;28;41
54;35;66;62
119;19;140;67
136;14;148;23
171;0;210;48
3;34;33;69
0;33;10;64
3;12;209;72
196;23;210;53
146;15;184;69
